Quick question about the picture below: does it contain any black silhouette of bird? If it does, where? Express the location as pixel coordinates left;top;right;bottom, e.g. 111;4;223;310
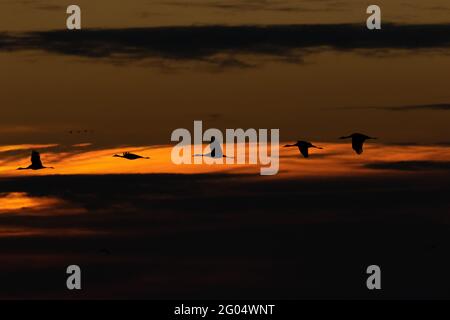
339;133;377;154
113;152;149;160
193;136;231;158
284;141;323;158
17;151;54;170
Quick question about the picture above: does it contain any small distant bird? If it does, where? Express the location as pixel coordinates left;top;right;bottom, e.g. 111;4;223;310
113;152;150;160
68;129;94;134
284;141;323;158
339;133;377;154
17;151;54;170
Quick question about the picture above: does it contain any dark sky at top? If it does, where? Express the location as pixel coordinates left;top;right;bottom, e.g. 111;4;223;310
0;0;449;146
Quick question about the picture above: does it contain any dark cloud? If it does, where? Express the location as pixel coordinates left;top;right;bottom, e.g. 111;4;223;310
1;172;450;298
158;0;326;13
2;23;450;68
365;161;450;171
342;104;450;112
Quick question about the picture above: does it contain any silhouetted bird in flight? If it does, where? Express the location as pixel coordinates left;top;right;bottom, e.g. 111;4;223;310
193;136;231;158
339;133;377;155
284;141;323;158
17;151;54;170
113;152;150;160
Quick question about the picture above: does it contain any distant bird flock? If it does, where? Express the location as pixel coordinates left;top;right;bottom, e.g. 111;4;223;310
16;132;376;171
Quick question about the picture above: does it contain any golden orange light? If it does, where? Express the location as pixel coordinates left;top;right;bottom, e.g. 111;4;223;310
0;142;449;178
0;192;63;214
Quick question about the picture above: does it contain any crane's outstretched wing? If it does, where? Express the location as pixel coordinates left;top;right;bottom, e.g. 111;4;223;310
31;151;43;167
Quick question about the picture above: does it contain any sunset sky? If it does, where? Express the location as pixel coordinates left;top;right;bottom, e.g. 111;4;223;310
1;0;450;299
0;0;449;149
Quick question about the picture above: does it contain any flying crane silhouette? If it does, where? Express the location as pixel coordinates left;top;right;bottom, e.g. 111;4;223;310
284;141;323;158
113;152;150;160
193;136;231;158
339;133;377;154
17;151;54;170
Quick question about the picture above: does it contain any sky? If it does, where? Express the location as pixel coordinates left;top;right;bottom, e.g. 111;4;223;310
0;0;449;148
1;0;450;299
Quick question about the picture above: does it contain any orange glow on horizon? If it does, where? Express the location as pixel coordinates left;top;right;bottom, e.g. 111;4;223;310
0;142;449;178
0;192;63;214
